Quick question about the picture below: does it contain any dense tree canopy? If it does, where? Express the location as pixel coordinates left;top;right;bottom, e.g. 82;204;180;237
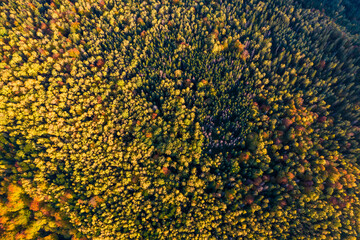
295;0;360;36
0;0;359;239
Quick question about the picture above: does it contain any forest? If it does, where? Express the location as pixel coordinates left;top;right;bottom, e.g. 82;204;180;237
0;0;359;239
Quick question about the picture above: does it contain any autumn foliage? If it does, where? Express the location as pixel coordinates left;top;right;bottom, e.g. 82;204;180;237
0;0;359;239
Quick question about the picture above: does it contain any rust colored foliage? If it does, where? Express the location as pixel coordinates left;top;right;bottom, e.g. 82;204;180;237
96;59;105;68
244;195;254;205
